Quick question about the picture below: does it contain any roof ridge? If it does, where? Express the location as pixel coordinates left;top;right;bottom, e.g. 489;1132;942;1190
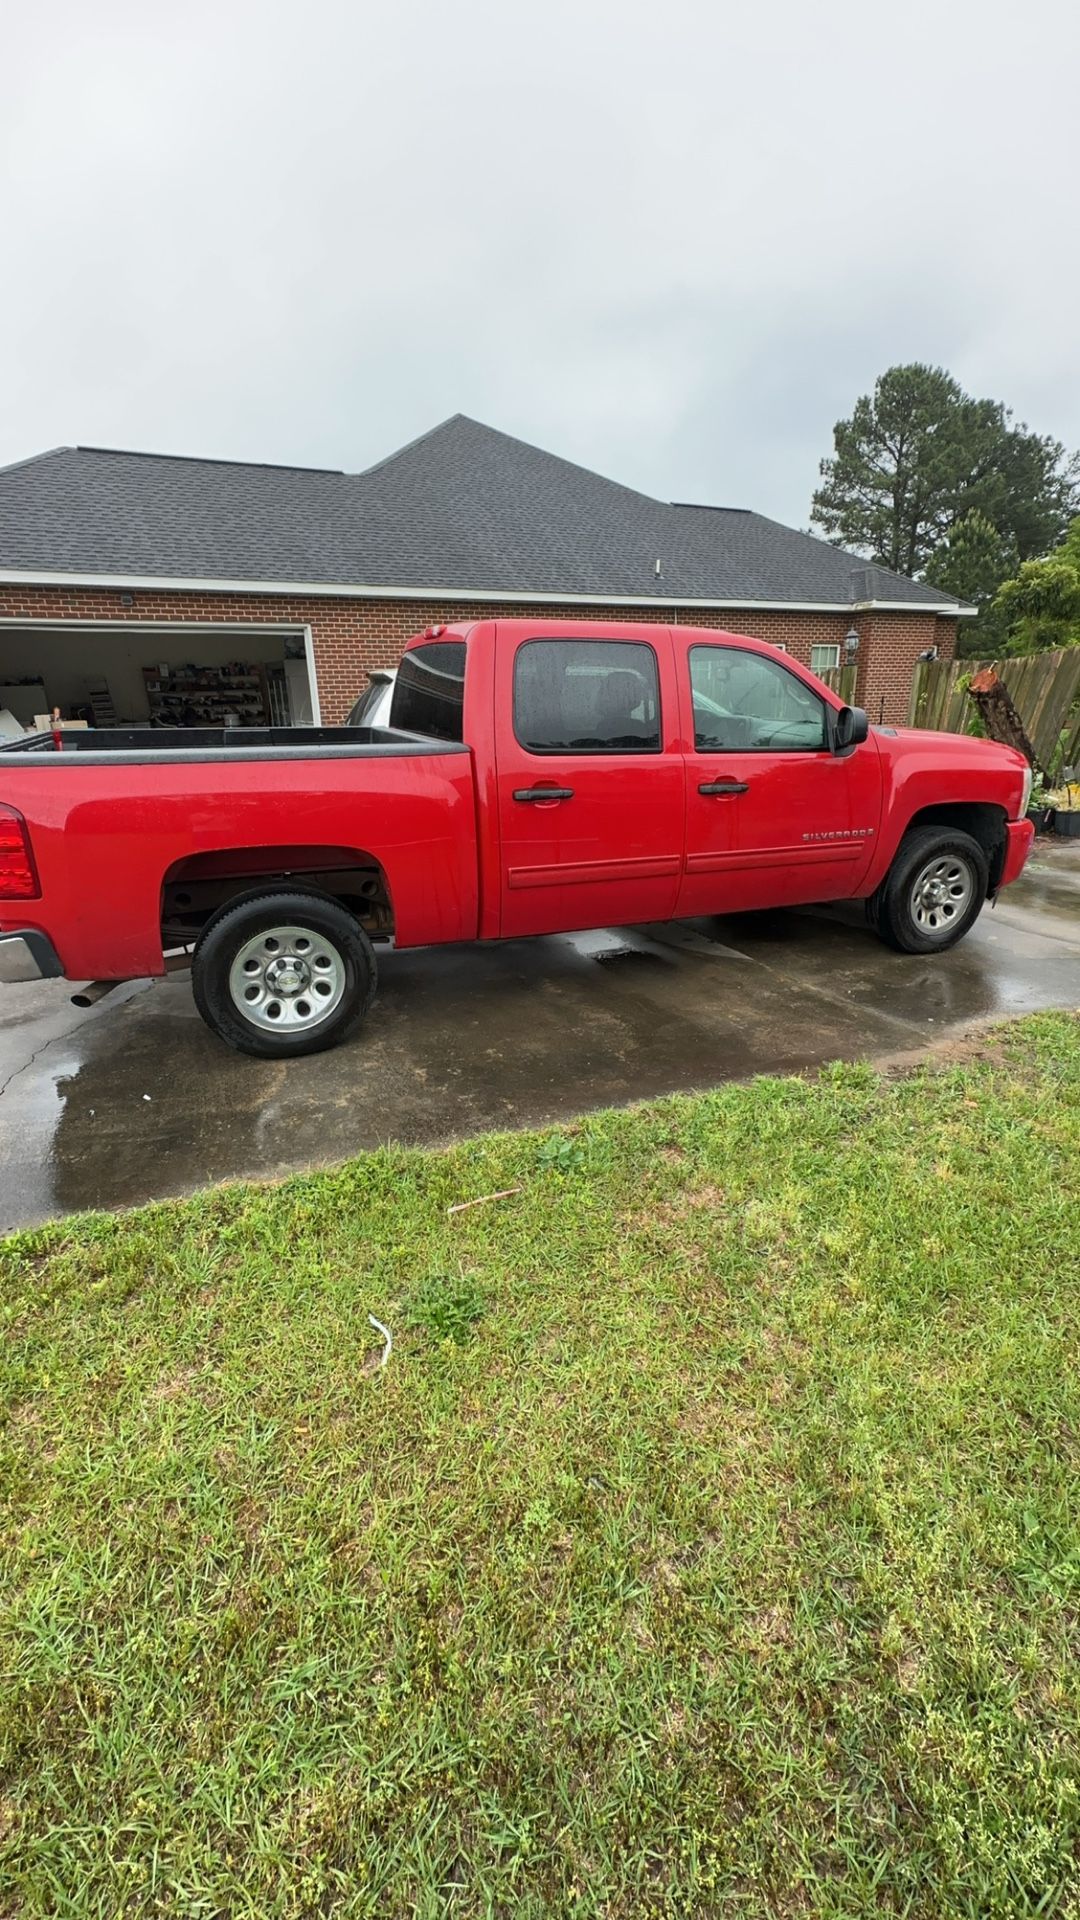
458;415;665;507
0;445;74;476
671;502;751;514
354;414;470;480
74;446;345;475
357;412;666;508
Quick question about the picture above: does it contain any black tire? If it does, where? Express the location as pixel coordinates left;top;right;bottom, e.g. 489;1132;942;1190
192;887;377;1057
871;826;989;954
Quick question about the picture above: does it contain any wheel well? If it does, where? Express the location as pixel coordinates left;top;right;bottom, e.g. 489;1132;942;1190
902;803;1009;893
161;845;393;947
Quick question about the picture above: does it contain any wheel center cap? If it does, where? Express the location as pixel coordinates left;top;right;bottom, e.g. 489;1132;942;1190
266;956;310;996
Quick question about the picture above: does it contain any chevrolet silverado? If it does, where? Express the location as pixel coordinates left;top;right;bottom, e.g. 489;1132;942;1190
0;620;1034;1056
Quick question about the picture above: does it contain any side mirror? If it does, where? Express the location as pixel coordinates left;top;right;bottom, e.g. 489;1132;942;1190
834;705;869;751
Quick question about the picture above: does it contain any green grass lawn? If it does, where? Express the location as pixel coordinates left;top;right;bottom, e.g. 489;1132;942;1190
2;1013;1080;1919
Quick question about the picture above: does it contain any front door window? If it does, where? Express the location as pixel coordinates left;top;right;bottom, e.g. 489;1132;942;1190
689;646;827;754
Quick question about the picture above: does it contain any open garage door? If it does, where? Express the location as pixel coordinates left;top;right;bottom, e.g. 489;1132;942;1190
0;625;318;732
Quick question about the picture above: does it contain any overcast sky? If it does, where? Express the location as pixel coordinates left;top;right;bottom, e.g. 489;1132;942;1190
2;0;1077;529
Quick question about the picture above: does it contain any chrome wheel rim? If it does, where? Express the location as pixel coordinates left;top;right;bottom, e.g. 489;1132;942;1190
228;923;346;1033
910;855;974;935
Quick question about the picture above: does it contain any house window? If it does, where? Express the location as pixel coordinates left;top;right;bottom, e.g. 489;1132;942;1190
810;643;841;675
389;640;467;741
513;640;661;754
689;646;827;753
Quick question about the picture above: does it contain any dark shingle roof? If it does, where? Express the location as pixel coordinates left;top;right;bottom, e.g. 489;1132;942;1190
0;415;962;609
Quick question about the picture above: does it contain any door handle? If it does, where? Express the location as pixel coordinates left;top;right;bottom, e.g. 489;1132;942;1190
513;785;575;802
698;779;749;796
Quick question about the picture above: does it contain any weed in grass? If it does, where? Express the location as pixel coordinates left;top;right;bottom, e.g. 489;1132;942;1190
403;1272;487;1346
535;1135;587;1174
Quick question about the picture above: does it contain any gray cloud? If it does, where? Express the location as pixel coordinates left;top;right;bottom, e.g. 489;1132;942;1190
3;0;1076;530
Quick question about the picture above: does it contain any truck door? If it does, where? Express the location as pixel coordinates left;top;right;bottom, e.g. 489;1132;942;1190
494;628;684;938
677;641;882;916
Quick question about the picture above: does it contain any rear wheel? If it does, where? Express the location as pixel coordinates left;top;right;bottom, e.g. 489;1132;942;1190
192;888;377;1057
871;826;988;954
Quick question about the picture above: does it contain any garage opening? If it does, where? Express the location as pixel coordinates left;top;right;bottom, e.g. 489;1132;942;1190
0;626;318;734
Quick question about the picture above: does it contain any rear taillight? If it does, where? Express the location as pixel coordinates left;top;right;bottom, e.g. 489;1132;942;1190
0;804;40;900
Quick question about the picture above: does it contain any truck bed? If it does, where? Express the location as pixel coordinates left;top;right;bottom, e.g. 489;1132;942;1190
0;726;479;979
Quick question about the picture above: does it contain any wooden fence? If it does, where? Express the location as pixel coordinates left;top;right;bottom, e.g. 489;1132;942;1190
908;649;1080;774
819;663;859;705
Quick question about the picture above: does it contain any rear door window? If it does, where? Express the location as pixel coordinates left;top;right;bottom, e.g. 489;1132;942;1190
390;641;467;741
513;639;661;754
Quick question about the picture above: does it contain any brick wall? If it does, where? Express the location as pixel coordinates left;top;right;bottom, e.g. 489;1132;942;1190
0;582;956;725
851;611;958;725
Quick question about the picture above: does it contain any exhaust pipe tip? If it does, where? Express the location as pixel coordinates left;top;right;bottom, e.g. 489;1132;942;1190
71;979;123;1009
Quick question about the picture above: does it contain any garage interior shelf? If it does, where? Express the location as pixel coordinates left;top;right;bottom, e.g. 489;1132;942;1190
143;664;270;728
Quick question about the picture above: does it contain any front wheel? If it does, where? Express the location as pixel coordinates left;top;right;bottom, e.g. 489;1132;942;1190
871;826;989;954
192;889;377;1057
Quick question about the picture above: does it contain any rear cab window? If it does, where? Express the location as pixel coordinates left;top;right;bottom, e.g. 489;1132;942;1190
390;640;467;741
513;639;661;754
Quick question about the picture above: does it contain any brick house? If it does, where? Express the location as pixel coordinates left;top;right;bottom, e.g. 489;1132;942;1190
0;415;969;729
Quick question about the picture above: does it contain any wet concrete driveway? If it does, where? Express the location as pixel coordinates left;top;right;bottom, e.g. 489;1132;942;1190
2;841;1078;1233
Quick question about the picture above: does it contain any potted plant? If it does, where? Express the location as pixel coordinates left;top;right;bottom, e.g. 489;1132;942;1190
1049;767;1080;838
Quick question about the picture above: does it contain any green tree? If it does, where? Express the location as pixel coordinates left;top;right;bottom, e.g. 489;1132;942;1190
925;508;1015;605
926;511;1017;658
993;516;1080;655
811;363;1078;586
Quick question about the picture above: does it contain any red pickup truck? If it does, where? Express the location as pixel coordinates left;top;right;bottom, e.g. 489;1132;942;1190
0;619;1034;1057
